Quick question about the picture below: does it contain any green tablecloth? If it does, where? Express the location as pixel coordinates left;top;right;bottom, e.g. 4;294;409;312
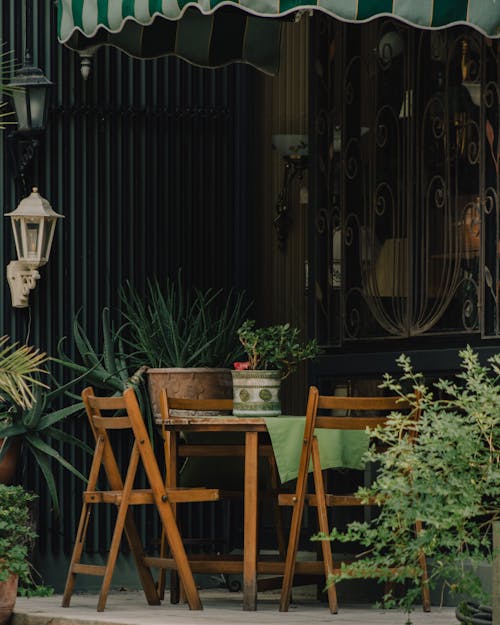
264;416;370;484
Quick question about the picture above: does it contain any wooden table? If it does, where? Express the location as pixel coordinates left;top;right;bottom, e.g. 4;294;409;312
157;416;324;610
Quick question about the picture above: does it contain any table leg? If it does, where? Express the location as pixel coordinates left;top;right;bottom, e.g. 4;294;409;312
243;431;258;611
162;430;179;603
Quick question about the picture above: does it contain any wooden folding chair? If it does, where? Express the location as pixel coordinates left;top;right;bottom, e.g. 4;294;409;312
158;389;286;599
62;386;219;612
279;386;430;613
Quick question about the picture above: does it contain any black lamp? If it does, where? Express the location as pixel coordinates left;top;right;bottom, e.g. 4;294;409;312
272;134;308;251
7;52;53;134
6;52;53;199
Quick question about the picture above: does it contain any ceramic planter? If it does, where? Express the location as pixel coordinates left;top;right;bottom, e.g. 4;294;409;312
231;370;281;417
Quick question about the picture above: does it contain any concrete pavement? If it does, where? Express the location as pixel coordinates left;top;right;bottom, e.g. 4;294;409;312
13;589;457;625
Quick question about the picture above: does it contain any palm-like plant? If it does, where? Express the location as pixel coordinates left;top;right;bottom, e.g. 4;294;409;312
0;44;17;129
0;336;47;409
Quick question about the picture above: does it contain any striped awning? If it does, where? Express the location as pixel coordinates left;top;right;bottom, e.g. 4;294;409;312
58;0;500;74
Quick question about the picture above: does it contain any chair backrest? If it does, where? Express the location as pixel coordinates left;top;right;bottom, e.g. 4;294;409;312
297;386;417;481
82;387;131;437
159;389;233;419
82;385;161;486
313;390;412;430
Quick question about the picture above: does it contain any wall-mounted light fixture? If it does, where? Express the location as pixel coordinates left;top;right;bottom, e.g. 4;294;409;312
272;134;308;251
6;0;53;199
5;188;63;308
6;52;53;199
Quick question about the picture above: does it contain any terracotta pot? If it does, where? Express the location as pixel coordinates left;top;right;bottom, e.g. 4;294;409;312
0;438;20;485
146;368;232;418
0;573;18;625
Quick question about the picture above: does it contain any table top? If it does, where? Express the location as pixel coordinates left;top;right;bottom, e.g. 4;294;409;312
157;415;370;483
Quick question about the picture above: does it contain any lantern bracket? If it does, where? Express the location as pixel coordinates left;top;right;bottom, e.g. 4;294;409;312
6;260;40;308
6;132;40;200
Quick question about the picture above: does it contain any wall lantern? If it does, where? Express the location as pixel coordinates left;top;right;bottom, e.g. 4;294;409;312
6;52;53;199
7;52;53;134
272;134;308;251
5;188;63;308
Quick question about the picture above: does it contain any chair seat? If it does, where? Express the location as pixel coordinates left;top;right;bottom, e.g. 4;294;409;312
83;487;220;505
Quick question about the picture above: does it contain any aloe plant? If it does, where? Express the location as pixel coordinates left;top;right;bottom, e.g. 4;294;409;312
0;381;90;516
57;308;134;394
56;307;153;436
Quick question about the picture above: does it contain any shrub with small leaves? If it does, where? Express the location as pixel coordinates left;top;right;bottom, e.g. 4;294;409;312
0;485;37;585
317;346;499;617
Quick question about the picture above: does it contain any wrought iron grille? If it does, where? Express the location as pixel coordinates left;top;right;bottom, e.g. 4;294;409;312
312;17;500;345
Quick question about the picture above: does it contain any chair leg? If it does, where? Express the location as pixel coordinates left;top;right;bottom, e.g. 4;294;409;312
268;456;286;559
155;497;202;610
61;503;92;607
311;440;338;614
122;512;161;607
62;437;105;608
98;445;160;611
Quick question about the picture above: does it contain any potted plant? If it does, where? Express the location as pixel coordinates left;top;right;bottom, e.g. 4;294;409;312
0;336;48;484
322;347;499;623
0;484;39;625
120;273;250;417
232;320;320;416
0;383;90;515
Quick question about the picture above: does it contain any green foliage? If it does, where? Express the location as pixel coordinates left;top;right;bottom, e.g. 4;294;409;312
0;44;17;129
237;320;321;379
0;484;53;596
121;275;250;368
0;485;37;585
319;347;499;614
56;307;153;437
0;336;47;409
57;308;134;393
0;382;90;516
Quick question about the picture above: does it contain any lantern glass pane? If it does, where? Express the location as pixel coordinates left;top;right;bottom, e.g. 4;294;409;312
41;219;55;261
12;89;29;131
25;220;40;261
28;86;47;131
12;218;23;258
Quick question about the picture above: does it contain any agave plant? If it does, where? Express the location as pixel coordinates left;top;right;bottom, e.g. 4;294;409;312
57;307;152;434
120;274;250;368
0;380;90;516
0;336;47;409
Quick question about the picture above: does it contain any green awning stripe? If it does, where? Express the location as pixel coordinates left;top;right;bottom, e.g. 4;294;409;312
357;0;393;21
58;0;500;40
432;0;468;27
60;5;283;74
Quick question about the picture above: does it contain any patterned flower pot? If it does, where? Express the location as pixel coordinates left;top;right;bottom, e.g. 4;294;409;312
231;370;281;417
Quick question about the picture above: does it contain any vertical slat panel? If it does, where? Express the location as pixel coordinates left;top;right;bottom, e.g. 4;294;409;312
0;0;248;584
251;18;310;414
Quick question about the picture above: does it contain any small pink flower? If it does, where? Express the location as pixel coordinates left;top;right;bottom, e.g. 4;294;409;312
233;361;250;370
